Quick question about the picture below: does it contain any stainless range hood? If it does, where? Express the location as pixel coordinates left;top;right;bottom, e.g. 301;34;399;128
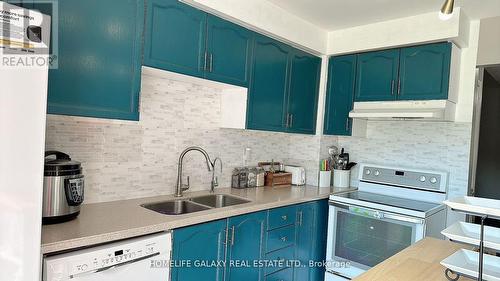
349;100;456;121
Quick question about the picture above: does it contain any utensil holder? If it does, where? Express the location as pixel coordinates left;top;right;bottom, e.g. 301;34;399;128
333;169;350;188
318;171;331;187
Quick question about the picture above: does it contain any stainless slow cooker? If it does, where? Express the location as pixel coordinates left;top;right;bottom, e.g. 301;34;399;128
42;151;84;224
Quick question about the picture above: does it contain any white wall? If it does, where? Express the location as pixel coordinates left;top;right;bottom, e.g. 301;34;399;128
327;8;470;55
477;16;500;66
182;0;328;54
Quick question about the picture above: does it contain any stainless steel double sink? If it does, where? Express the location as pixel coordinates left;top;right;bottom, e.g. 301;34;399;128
141;194;251;215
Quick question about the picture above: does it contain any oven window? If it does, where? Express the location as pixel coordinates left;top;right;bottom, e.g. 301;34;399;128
335;210;414;267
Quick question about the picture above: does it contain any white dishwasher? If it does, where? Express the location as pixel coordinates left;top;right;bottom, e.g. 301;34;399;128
43;232;171;281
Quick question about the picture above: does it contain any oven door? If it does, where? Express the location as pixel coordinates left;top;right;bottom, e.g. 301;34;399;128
325;201;425;280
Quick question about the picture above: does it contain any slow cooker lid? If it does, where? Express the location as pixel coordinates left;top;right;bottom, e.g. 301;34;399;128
44;151;81;173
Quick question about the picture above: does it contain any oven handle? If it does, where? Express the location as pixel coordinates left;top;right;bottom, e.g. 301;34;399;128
330;201;425;225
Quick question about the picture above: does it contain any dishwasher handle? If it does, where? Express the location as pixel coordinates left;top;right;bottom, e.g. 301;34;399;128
69;252;160;279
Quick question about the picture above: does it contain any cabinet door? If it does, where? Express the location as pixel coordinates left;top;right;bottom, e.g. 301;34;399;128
172;220;226;281
355;49;400;102
398;42;451;100
206;15;253;87
286;49;321;135
144;0;206;78
38;0;144;120
247;35;290;132
295;200;328;281
226;211;267;281
323;55;356;136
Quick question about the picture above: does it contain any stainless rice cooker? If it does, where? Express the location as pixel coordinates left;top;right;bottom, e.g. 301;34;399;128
42;151;84;224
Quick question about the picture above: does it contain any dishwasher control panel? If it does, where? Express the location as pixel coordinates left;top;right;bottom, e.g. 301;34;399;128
43;232;171;280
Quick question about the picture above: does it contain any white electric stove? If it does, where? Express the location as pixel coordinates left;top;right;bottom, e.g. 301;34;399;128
325;163;449;281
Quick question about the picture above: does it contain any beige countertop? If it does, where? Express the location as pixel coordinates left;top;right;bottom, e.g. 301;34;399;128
42;185;354;255
355;237;474;281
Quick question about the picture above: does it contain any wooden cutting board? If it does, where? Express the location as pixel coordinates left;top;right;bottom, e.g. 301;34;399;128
354;238;474;281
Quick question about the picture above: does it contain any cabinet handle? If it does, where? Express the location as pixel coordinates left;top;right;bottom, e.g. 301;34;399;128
289;114;293;128
280;236;287;242
285;114;290;128
230;226;235;246
397;79;401;95
209;53;213;72
203;52;208;71
281;215;287;221
345;118;350;132
391;80;395;95
298;211;303;227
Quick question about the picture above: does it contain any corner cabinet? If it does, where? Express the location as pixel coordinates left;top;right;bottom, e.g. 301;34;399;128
287;49;321;135
144;0;253;87
34;0;144;121
323;55;356;136
247;35;321;134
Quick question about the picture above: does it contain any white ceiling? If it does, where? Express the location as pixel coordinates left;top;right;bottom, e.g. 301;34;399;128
267;0;500;31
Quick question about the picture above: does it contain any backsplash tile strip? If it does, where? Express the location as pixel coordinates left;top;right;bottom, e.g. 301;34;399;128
45;73;320;203
45;72;472;217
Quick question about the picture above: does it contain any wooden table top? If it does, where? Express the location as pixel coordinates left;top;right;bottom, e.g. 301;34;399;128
354;237;474;281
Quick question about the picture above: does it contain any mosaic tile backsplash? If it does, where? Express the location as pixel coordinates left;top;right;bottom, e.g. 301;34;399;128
320;121;473;225
45;73;322;203
45;71;473;223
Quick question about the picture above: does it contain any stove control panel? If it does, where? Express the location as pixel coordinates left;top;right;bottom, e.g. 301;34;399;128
360;164;447;193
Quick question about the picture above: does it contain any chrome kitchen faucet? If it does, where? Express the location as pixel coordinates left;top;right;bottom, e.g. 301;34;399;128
175;146;213;197
211;157;223;193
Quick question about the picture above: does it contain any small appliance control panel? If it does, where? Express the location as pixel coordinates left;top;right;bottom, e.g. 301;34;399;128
44;232;171;279
360;164;447;193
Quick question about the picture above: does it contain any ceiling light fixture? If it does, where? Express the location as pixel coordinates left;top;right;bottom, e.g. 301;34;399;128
439;0;455;20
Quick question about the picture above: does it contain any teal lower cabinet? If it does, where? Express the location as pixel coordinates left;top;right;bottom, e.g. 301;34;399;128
171;219;227;281
226;211;267;281
171;200;328;281
265;267;294;281
294;200;329;281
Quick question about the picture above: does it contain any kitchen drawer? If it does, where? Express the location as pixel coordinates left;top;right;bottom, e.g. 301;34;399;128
264;245;294;275
265;268;293;281
266;225;295;253
268;205;297;230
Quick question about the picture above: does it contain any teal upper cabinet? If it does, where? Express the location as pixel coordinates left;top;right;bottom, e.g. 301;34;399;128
144;0;206;78
39;0;144;120
226;211;267;281
144;1;252;86
324;55;356;136
247;35;290;132
206;15;253;87
172;219;227;281
247;36;321;134
294;200;328;281
287;49;321;135
355;49;400;102
398;42;451;100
